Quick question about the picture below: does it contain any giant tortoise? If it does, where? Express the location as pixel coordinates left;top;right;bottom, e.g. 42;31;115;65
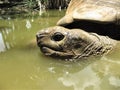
36;0;120;59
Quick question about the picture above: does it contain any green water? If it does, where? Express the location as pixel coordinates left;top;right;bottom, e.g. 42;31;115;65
0;10;120;90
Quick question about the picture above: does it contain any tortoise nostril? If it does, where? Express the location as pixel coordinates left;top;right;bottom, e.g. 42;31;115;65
36;34;45;39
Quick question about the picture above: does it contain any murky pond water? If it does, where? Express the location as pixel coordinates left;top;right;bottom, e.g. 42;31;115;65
0;10;120;90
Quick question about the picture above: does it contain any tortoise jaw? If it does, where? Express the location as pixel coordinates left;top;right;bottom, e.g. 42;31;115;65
40;46;74;59
39;45;62;54
37;40;74;59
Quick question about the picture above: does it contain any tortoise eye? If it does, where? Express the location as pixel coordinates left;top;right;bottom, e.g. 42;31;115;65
52;32;64;41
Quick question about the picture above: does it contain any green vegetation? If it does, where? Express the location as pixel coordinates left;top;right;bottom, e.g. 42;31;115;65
0;0;70;19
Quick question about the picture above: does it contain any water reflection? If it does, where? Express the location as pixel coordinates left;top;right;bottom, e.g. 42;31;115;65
0;18;37;53
26;20;32;29
0;33;6;52
58;57;120;90
0;26;14;52
58;65;101;90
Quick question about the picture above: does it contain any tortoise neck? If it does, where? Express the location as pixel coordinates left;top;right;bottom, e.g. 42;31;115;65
74;33;116;59
91;33;116;55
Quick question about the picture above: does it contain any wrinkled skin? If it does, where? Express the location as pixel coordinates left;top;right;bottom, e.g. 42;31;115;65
36;0;120;59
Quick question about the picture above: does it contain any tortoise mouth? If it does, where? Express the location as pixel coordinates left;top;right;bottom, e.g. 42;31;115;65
39;45;74;59
37;42;63;53
40;45;62;53
63;20;120;40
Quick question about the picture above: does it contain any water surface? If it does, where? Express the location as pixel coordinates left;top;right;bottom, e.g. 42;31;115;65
0;10;120;90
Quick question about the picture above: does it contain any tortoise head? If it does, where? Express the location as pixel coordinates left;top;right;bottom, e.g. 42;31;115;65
36;26;114;59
